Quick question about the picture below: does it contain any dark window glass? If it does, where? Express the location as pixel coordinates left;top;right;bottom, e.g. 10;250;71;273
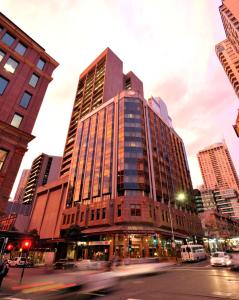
0;148;9;170
4;57;19;73
29;73;39;87
80;212;84;222
37;58;46;70
0;49;5;62
71;214;75;223
11;113;23;128
130;204;141;216
2;32;15;46
20;92;32;108
67;215;70;224
102;208;106;219
0;76;9;95
91;210;94;221
96;209;100;220
62;215;66;225
117;204;122;217
15;42;27;55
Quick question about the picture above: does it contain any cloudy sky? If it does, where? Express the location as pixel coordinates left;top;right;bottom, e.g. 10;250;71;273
2;0;239;197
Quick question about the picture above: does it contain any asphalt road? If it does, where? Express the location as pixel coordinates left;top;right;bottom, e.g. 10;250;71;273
101;260;239;300
2;260;239;300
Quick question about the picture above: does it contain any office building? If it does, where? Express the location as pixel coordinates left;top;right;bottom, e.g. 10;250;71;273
197;142;239;192
0;13;58;213
22;153;62;204
0;153;61;232
29;48;203;260
12;169;30;203
60;48;143;177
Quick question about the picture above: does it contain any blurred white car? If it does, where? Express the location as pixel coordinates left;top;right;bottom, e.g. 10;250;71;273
210;252;232;267
8;257;26;267
74;259;105;270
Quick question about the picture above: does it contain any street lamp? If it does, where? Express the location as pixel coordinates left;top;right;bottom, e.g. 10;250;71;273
168;192;186;249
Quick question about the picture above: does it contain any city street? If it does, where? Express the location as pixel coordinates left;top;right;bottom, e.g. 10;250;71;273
102;260;239;300
1;260;239;300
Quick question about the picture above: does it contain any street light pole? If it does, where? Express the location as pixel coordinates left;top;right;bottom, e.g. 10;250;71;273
168;202;175;245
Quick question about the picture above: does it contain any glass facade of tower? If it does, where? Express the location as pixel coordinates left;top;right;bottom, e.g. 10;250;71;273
117;98;150;197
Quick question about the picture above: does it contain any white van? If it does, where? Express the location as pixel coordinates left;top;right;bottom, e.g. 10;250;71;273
181;245;207;262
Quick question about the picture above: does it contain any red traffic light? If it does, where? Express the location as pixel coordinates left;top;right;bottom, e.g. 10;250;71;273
22;240;32;250
6;243;13;251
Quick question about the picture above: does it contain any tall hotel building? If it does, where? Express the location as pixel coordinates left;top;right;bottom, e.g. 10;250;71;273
197;142;239;192
216;0;239;97
29;48;203;259
0;13;58;213
216;0;239;135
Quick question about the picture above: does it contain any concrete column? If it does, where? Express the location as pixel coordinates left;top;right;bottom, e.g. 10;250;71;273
109;235;114;256
123;235;128;258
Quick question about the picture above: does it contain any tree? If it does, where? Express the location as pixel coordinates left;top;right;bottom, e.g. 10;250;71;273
64;225;82;241
63;225;83;260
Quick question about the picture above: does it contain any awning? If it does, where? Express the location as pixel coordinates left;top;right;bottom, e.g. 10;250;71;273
82;226;190;238
158;228;189;239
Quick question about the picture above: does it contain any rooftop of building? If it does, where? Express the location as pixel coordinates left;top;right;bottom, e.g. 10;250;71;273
198;141;226;153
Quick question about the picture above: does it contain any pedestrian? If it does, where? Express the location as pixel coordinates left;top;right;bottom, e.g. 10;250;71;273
0;259;8;288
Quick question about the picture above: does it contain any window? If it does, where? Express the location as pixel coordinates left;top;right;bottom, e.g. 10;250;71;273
37;58;46;70
11;113;23;128
80;212;84;222
0;149;8;170
29;73;39;87
71;214;75;223
96;209;100;220
117;204;122;217
0;76;9;95
4;57;19;74
67;215;70;224
20;92;32;108
2;32;15;46
62;215;66;225
130;204;141;216
102;208;106;219
0;50;5;62
15;42;27;56
91;210;94;221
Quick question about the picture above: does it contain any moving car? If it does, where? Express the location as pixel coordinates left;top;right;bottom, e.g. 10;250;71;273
74;259;105;270
181;245;207;262
53;259;75;270
7;257;33;267
230;253;239;271
210;252;232;267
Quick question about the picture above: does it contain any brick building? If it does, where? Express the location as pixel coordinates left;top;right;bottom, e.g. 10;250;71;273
0;13;58;213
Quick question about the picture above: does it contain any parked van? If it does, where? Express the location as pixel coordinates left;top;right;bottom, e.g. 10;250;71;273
181;245;207;262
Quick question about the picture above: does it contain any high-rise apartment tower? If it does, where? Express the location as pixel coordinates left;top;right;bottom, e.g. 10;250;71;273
197;142;239;192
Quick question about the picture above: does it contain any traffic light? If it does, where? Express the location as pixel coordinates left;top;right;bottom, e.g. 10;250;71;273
6;243;13;252
128;238;132;252
22;240;32;251
153;235;158;246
